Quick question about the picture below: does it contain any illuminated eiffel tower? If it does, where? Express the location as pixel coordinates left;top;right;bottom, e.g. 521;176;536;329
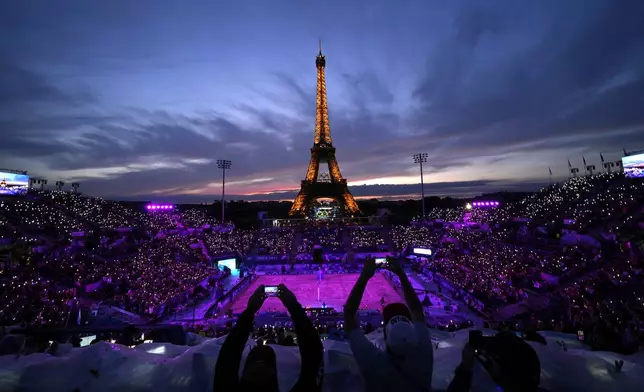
289;43;360;216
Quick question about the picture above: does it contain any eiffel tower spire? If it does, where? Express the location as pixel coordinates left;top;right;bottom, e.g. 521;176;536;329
289;45;360;217
314;40;332;145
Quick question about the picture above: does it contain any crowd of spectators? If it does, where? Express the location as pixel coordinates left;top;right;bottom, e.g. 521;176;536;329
1;172;643;360
180;208;214;228
348;227;385;251
33;190;152;230
545;258;644;354
401;173;644;353
1;197;84;236
470;173;644;232
390;225;442;250
255;228;295;255
0;256;78;327
423;207;463;223
86;234;218;316
298;226;343;253
202;230;254;255
0;191;247;327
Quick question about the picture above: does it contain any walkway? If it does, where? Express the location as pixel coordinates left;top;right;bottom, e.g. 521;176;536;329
406;271;439;292
165;276;241;322
406;271;485;328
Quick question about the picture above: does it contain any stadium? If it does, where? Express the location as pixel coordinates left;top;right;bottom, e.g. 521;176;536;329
3;6;644;390
2;153;644;391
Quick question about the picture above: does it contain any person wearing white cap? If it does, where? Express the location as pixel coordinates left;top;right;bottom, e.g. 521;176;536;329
344;257;433;392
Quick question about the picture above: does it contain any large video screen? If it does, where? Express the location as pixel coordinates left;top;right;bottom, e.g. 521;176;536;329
413;247;433;256
0;171;29;196
622;153;644;178
314;206;337;220
217;258;237;271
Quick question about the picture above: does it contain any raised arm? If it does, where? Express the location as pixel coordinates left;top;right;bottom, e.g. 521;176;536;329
278;284;324;392
388;258;425;322
344;258;385;372
213;285;265;392
343;257;377;332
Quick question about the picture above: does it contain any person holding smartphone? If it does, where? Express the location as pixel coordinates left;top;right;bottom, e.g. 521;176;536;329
344;257;433;392
213;284;324;392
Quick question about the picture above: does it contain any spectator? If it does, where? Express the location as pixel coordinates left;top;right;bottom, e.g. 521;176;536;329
445;344;475;392
471;331;541;392
344;257;433;392
213;284;324;392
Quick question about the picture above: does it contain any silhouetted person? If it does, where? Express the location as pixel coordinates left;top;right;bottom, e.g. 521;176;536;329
445;344;475;392
213;284;324;392
344;257;433;391
471;331;541;392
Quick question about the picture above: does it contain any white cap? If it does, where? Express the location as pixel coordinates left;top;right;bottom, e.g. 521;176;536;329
385;315;418;356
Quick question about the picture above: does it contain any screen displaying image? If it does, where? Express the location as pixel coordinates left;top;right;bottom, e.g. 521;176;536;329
622;153;644;178
314;206;338;219
374;257;387;265
0;171;29;196
264;286;279;296
413;248;432;256
217;258;236;271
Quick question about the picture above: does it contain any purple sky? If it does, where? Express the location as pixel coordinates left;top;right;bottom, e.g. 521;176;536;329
1;0;643;202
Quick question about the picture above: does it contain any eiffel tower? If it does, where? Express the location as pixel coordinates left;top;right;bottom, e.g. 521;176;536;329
289;43;360;216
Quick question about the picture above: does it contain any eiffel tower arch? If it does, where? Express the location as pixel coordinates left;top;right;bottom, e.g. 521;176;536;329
289;43;360;217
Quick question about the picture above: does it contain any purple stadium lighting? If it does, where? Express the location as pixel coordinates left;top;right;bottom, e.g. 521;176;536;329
471;201;500;208
146;203;175;211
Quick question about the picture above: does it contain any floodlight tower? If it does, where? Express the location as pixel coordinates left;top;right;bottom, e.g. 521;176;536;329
413;153;428;218
217;159;232;223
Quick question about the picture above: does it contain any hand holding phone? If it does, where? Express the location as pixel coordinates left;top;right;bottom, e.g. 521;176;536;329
276;284;299;308
264;286;279;297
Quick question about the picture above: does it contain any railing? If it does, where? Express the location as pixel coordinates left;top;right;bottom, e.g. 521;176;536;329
410;268;490;318
204;274;256;319
101;305;147;325
8;323;188;346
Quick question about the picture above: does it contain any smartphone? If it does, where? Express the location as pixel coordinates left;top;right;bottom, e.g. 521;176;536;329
374;258;387;266
264;286;279;297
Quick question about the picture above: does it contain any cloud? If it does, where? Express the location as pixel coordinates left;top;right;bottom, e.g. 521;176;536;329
0;58;94;107
113;178;551;203
0;59;66;105
2;1;644;203
412;1;644;154
0;66;408;198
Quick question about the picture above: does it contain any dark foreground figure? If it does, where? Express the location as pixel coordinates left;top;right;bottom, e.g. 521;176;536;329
213;284;324;392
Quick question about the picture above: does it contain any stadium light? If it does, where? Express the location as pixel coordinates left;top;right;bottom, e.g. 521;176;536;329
413;153;428;218
217;159;232;223
145;204;174;211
